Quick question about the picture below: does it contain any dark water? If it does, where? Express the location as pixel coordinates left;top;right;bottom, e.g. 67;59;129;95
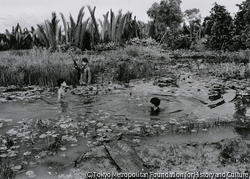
0;82;246;139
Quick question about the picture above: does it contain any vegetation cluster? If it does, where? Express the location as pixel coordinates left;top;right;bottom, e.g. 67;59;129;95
0;44;170;86
0;0;250;52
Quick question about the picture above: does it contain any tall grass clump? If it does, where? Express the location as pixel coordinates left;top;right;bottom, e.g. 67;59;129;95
207;62;250;79
0;44;171;86
125;45;140;57
0;49;80;87
99;45;171;82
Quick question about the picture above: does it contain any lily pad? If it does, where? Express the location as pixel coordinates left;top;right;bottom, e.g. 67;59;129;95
39;134;47;139
60;146;67;151
3;118;13;123
60;124;70;128
12;165;22;171
8;152;17;157
0;153;7;158
24;151;32;156
6;129;18;136
26;170;36;178
0;146;7;150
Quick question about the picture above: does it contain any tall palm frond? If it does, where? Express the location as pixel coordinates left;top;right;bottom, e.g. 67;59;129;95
36;24;49;48
79;18;90;49
87;5;99;43
75;6;85;47
98;11;109;42
36;12;61;50
60;12;68;43
116;12;128;42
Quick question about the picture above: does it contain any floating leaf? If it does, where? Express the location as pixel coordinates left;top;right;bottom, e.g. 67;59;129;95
16;133;24;138
12;165;22;171
61;153;67;157
39;134;47;139
52;134;58;138
29;161;37;167
60;124;69;128
6;129;18;136
202;128;208;132
39;151;47;158
191;129;198;133
169;118;177;124
8;152;17;157
60;146;67;151
26;170;36;178
0;146;7;150
24;151;32;156
46;131;52;135
4;118;13;123
0;153;7;158
48;171;52;175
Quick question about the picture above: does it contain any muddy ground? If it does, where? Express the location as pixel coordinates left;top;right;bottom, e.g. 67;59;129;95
1;68;250;178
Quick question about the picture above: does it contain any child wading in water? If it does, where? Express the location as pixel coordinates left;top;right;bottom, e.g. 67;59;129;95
150;97;161;116
74;58;91;86
57;78;69;112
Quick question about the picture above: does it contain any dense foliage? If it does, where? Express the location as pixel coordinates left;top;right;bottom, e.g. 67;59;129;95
0;1;250;51
203;3;234;50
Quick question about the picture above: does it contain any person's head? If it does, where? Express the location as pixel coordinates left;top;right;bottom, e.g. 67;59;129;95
150;97;161;115
82;58;89;66
150;97;161;107
57;78;66;87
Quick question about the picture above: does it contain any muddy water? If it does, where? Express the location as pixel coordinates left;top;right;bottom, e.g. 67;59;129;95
0;80;245;178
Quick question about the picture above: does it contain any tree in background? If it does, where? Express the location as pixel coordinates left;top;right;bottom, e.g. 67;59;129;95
234;0;250;50
183;8;202;40
203;3;234;50
147;0;183;49
183;8;207;51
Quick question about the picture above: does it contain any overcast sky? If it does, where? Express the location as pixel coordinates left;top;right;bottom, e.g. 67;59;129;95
0;0;241;33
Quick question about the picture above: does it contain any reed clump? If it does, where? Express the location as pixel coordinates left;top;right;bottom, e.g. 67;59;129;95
0;45;171;86
0;49;77;87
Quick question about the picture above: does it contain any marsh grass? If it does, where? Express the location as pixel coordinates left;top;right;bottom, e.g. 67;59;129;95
207;62;250;79
103;45;171;82
0;49;77;87
3;45;250;87
0;45;171;86
0;157;15;178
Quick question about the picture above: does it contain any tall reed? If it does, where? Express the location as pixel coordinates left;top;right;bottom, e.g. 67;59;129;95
0;45;170;86
0;49;78;87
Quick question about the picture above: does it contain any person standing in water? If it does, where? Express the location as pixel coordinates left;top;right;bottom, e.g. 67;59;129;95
74;58;91;86
150;97;161;116
57;78;69;112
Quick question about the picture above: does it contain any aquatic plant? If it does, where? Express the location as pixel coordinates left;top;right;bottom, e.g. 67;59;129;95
0;158;15;179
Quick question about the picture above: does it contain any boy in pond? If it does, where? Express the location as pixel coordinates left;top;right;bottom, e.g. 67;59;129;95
74;58;91;86
150;97;161;116
57;78;69;112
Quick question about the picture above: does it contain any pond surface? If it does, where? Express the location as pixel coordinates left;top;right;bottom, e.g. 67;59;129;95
0;79;249;178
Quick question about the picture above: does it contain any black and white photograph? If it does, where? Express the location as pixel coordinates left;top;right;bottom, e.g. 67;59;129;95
0;0;249;178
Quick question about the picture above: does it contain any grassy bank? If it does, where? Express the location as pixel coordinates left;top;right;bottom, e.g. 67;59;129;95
1;45;250;87
0;45;170;87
